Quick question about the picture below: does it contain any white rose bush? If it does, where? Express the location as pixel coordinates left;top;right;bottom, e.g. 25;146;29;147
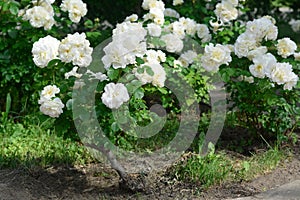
5;0;299;189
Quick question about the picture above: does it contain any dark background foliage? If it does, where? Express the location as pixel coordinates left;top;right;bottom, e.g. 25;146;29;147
1;0;300;115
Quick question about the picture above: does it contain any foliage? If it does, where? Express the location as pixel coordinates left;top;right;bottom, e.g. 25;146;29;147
173;145;232;188
0;0;110;116
1;0;300;175
172;145;286;188
0;116;93;169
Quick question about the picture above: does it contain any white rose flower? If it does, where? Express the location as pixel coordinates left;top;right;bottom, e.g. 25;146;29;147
294;52;300;61
234;32;258;58
150;8;165;25
245;17;278;42
142;0;164;10
201;43;232;72
249;53;277;78
157;50;166;62
103;21;147;69
247;46;268;60
151;63;166;87
270;62;293;85
261;53;277;78
102;42;128;69
125;14;139;22
58;32;93;67
60;0;87;23
179;17;197;36
196;24;211;43
224;0;239;6
276;37;297;58
40;85;60;100
134;62;166;87
179;50;198;67
145;50;165;64
171;21;186;39
147;23;162;37
73;80;85;89
32;35;60;68
142;0;157;10
173;59;183;68
24;5;55;30
243;76;254;84
289;19;300;32
39;97;64;118
173;0;184;6
284;72;299;90
101;83;130;109
160;33;184;53
214;1;238;23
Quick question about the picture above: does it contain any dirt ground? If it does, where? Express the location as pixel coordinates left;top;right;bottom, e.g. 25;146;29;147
0;145;300;200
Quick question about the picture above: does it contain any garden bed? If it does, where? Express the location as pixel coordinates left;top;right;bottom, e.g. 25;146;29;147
1;143;299;200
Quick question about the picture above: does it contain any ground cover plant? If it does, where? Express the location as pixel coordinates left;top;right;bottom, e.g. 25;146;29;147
0;0;300;195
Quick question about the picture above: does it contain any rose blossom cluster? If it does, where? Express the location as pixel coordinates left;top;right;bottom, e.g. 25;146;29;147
100;0;214;110
249;53;299;90
38;85;64;118
232;16;299;90
20;0;55;30
213;0;239;27
142;0;165;26
234;16;278;58
133;50;167;87
58;32;93;67
32;32;93;117
19;0;87;30
32;32;92;68
102;21;147;69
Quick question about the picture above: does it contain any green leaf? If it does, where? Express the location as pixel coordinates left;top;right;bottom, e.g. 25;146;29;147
8;29;18;39
158;87;168;94
133;88;144;99
145;66;154;76
107;68;119;80
86;31;101;39
47;59;60;68
111;122;119;132
2;2;9;11
9;5;19;15
66;99;73;110
137;67;144;74
125;73;135;81
84;20;94;29
126;80;142;93
136;57;145;65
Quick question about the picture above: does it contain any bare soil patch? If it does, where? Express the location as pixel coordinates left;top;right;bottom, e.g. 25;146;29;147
1;148;300;200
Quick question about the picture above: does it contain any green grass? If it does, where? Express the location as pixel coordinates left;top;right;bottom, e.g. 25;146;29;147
232;148;286;181
0;116;93;169
172;146;286;189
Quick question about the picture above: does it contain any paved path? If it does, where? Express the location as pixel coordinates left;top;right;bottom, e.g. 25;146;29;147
228;180;300;200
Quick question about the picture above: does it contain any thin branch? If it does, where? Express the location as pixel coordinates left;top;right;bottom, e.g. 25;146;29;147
84;143;127;180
